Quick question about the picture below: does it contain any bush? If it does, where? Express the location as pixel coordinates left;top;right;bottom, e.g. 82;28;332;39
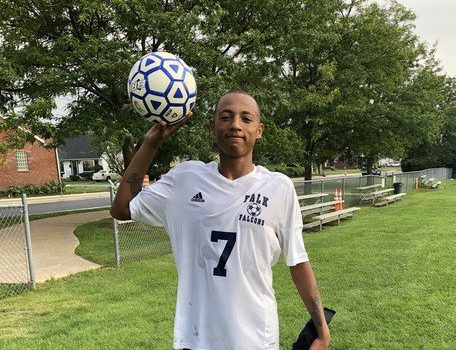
265;165;305;177
0;181;64;198
79;171;95;180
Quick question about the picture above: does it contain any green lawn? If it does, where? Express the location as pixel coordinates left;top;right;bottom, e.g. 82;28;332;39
1;181;456;349
74;219;171;266
63;181;110;195
73;217;118;266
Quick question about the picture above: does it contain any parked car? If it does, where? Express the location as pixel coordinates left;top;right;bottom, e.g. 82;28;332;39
92;170;122;181
388;161;401;167
361;166;381;176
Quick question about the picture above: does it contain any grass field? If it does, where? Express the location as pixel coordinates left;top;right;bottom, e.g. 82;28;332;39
1;181;455;349
74;219;170;266
63;181;110;195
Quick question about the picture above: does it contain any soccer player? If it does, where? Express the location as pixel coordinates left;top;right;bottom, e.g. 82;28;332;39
111;90;330;350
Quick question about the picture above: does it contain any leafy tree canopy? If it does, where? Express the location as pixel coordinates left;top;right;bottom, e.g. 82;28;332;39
0;0;450;179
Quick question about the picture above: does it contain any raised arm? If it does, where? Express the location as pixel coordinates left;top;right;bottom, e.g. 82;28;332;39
110;113;192;220
290;261;330;350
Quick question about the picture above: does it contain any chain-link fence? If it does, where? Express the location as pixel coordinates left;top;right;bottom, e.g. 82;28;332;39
0;195;35;299
116;220;171;263
110;175;386;264
393;167;453;192
109;167;453;265
295;175;385;208
110;174;389;264
294;167;453;208
109;187;171;265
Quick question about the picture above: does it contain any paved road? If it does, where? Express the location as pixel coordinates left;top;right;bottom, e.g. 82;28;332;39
28;197;111;215
0;193;111;217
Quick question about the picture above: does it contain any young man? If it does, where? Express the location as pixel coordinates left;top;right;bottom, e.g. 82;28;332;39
111;91;330;350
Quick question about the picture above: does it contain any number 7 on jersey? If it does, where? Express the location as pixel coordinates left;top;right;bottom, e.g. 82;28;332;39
211;230;237;277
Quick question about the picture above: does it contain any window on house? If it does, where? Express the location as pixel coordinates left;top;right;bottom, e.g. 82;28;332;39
83;160;95;171
15;151;29;172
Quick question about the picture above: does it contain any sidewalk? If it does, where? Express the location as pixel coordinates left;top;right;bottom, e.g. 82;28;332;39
0;191;111;206
31;210;111;283
0;210;111;283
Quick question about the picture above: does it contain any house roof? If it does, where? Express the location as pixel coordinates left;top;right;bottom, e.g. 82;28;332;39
1;115;48;146
58;134;102;160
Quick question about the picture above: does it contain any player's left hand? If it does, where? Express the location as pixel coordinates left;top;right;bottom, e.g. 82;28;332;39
309;336;330;350
144;111;193;147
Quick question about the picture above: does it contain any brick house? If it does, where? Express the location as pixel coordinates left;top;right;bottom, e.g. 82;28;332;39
0;131;60;188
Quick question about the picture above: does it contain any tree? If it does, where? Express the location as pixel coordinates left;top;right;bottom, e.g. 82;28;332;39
402;77;456;174
2;0;446;180
262;0;446;179
0;0;301;171
261;0;345;179
335;3;446;172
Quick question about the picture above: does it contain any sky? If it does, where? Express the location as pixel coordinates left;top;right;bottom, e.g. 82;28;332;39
377;0;456;77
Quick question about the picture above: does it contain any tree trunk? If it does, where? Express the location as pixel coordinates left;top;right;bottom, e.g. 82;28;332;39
122;141;135;170
304;139;316;181
366;156;375;185
303;156;313;195
304;156;313;180
366;156;374;175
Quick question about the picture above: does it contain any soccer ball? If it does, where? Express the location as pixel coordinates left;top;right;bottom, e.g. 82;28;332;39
127;51;197;124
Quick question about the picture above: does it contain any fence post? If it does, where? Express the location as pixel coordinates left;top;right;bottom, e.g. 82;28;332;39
109;186;121;267
21;193;36;289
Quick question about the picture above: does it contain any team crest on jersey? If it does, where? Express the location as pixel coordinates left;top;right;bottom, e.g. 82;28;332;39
238;192;269;226
247;203;262;217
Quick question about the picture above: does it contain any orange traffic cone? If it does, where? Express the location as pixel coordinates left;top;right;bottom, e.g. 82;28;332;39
334;189;340;211
339;188;344;210
142;174;150;187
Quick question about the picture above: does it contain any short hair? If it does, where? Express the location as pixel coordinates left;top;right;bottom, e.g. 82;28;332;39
213;89;260;119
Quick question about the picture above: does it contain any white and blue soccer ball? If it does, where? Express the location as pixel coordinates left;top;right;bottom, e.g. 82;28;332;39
127;51;197;124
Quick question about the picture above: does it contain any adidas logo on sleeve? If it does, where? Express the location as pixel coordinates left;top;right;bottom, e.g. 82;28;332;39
191;192;205;202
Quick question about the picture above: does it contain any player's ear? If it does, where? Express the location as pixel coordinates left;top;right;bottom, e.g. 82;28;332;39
256;122;264;139
210;117;216;133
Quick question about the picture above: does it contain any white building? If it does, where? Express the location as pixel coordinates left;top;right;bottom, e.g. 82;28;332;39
57;135;110;179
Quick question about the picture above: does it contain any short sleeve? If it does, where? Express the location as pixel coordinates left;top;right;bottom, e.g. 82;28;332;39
129;167;176;226
277;181;309;266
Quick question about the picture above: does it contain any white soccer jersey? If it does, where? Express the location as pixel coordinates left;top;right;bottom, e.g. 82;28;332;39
129;161;308;350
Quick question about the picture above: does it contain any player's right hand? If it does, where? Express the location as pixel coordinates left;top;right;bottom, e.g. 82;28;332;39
144;111;193;147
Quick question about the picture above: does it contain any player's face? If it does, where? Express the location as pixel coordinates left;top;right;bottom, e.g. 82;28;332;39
211;93;264;159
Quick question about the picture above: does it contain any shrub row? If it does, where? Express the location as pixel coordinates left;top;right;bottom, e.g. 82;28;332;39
265;165;305;177
0;181;64;198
